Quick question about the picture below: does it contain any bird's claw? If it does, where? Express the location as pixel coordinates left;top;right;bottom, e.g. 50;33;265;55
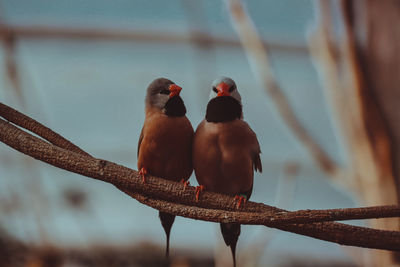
180;179;190;191
139;167;147;184
234;195;247;209
195;185;205;202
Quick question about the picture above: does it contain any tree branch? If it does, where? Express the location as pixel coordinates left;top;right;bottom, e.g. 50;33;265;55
0;103;90;157
0;102;400;251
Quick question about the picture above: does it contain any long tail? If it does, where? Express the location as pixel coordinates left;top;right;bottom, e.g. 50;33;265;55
220;223;241;267
159;211;175;258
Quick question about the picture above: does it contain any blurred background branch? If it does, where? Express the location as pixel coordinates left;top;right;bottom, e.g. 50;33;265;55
226;0;339;176
0;23;306;53
309;0;400;266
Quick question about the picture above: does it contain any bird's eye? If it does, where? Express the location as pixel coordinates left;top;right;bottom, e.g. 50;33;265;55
212;87;218;93
160;89;170;95
229;86;235;92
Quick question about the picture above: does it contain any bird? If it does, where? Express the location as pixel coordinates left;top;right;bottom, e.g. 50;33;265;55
192;77;262;267
137;77;194;258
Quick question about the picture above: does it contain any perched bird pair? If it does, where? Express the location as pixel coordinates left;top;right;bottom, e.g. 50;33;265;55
137;77;262;266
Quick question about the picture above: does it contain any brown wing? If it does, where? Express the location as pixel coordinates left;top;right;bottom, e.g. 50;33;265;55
253;152;262;173
137;127;144;157
248;126;262;173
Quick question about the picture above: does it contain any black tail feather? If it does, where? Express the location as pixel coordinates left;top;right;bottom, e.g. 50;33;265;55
220;223;240;267
230;240;237;267
159;211;175;258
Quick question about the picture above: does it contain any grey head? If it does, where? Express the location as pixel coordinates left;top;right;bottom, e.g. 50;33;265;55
145;77;186;116
209;76;241;104
205;76;243;123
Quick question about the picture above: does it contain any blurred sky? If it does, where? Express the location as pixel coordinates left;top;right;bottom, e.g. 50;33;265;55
0;1;361;266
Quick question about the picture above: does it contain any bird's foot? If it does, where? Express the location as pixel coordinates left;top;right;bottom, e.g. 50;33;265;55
180;179;190;191
234;194;247;209
195;185;205;202
139;167;147;184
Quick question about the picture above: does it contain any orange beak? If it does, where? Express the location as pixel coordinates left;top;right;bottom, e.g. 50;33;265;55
169;84;182;98
216;82;230;97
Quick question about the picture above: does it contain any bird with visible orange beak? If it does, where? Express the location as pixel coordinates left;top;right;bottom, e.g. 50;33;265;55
137;78;194;257
193;77;262;267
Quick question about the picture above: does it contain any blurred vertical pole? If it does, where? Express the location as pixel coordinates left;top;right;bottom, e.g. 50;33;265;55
0;24;23;105
0;0;23;105
310;0;400;266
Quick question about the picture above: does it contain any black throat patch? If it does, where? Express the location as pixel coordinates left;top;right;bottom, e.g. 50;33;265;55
163;95;187;117
206;96;242;123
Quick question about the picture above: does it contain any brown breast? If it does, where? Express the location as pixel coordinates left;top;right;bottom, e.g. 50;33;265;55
138;111;194;181
193;119;259;196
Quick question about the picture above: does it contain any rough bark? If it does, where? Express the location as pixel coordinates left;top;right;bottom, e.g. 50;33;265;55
1;103;400;251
